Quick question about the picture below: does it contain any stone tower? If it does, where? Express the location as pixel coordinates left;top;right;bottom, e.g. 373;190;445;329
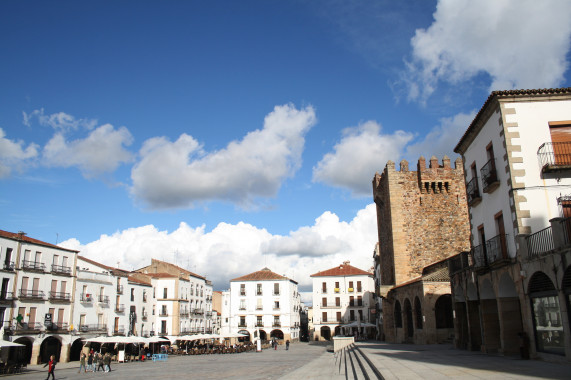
372;156;471;287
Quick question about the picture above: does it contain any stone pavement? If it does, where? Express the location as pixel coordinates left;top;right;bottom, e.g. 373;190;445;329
12;341;571;380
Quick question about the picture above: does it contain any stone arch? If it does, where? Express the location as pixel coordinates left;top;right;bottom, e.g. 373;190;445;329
414;296;423;329
258;330;267;341
394;300;402;328
403;298;413;338
13;337;33;364
435;294;454;328
270;329;284;340
319;326;331;341
498;273;518;298
237;330;250;342
40;336;62;363
479;279;496;300
69;338;85;361
334;326;342;336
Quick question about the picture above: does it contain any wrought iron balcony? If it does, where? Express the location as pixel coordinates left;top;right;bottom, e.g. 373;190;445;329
98;295;110;304
180;311;189;317
471;244;487;269
116;285;124;294
480;159;500;193
205;311;212;317
22;260;45;272
49;291;71;301
159;330;168;336
0;292;15;303
14;322;43;334
80;293;93;302
78;324;107;332
466;177;481;206
113;326;125;336
46;322;69;331
3;261;14;271
19;290;45;299
194;308;204;315
115;304;125;313
272;322;281;327
255;322;264;327
448;251;471;275
142;312;148;320
485;234;509;264
538;142;571;172
238;323;247;327
159;311;169;317
51;264;72;275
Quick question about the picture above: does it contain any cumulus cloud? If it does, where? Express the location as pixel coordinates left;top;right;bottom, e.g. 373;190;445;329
405;111;476;161
42;124;134;178
403;0;571;102
0;128;39;178
130;104;317;209
23;108;98;131
312;121;414;196
59;204;378;297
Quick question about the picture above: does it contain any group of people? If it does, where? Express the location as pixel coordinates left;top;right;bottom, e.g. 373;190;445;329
78;350;112;373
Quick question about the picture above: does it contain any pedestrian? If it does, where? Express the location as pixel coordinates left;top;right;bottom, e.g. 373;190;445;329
44;355;56;380
286;340;290;350
87;350;94;371
78;352;87;373
97;352;105;372
273;339;277;350
103;352;111;372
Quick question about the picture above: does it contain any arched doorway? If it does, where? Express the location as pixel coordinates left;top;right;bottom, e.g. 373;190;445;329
40;336;62;363
69;338;85;361
394;300;402;328
270;329;284;340
435;294;454;328
237;330;250;342
403;298;413;340
320;326;331;341
259;330;267;342
13;337;33;364
334;326;342;336
528;271;564;355
414;296;423;330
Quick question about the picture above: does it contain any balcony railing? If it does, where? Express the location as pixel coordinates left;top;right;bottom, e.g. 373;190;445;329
448;251;471;275
466;177;481;206
206;311;212;317
115;304;125;313
256;322;264;327
13;322;43;334
78;324;107;332
22;260;46;272
526;226;554;259
49;291;71;301
98;295;110;304
471;244;487;269
116;285;124;294
0;292;15;303
159;330;168;336
485;234;509;264
180;311;189;317
480;159;499;193
19;290;45;299
113;326;125;336
538;142;571;172
272;322;281;327
194;309;204;315
80;293;93;302
51;264;72;275
142;312;148;320
238;323;247;327
46;322;69;331
3;261;15;271
159;311;169;317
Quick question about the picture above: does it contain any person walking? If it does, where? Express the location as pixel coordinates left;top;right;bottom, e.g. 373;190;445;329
286;340;290;350
87;350;94;372
44;355;56;380
78;352;87;373
103;352;111;372
96;352;105;372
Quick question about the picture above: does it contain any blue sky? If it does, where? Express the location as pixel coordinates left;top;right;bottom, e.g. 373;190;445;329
1;0;571;296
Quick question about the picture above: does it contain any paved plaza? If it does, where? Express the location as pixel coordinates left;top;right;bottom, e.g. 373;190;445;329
14;341;571;380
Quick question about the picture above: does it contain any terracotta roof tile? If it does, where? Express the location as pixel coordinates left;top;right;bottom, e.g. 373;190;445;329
230;268;289;282
0;229;79;253
310;263;371;277
78;255;130;277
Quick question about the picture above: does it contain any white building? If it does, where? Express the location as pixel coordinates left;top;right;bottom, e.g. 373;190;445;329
229;268;301;342
452;88;571;360
0;230;78;364
311;261;375;341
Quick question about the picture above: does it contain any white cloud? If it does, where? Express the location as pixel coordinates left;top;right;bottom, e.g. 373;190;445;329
404;0;571;102
23;108;98;131
312;121;414;196
0;128;39;178
59;204;378;295
405;111;476;161
42;124;134;178
130;104;317;209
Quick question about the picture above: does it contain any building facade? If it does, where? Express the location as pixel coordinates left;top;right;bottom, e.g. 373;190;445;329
372;157;471;344
451;87;571;361
229;268;301;342
310;262;375;341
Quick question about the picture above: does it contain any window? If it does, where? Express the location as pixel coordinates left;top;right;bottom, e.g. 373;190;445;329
529;271;564;355
256;298;263;310
348;281;354;292
273;315;280;326
549;122;571;165
357;281;362;292
273;283;280;295
131;288;135;302
336;312;341;322
240;284;246;296
239;316;246;327
322;297;327;307
257;283;262;295
349;296;354;306
322;312;327;323
350;310;355;321
21;276;28;291
335;297;340;307
257;315;263;326
240;299;246;310
322;282;327;293
163;288;168;298
357;296;362;306
274;301;280;309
